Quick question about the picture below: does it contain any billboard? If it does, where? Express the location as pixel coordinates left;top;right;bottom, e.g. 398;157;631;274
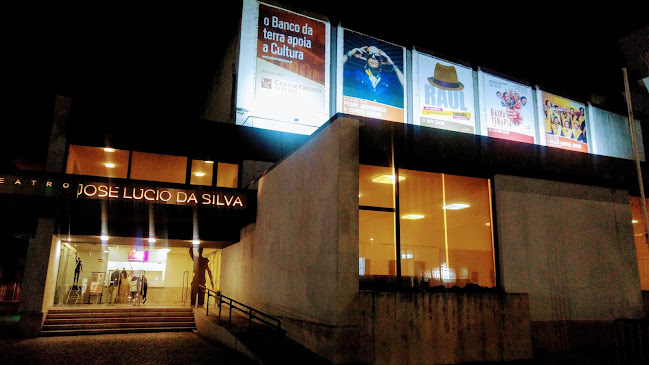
414;51;475;133
540;91;588;153
237;0;330;134
479;72;536;144
339;29;406;123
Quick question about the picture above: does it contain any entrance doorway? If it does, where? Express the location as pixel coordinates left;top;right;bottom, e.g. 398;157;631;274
53;236;221;307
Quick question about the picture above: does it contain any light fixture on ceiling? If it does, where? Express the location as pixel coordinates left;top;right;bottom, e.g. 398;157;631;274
401;214;425;220
104;163;116;168
205;160;214;164
194;172;206;177
371;174;406;184
104;147;115;153
443;203;470;210
100;235;109;241
148;238;157;243
192;240;200;245
632;220;639;224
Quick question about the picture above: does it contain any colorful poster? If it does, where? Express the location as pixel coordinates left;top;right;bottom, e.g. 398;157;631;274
415;52;475;133
255;4;327;119
341;30;406;123
481;73;535;143
540;91;588;153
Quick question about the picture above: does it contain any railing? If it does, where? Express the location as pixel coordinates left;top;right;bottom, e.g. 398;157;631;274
199;285;286;334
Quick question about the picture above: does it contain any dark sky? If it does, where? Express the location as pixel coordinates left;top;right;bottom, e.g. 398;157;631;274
4;2;648;164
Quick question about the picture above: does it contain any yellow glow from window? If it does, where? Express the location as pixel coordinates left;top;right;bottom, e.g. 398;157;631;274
401;214;425;220
372;174;406;184
443;203;470;210
104;163;116;168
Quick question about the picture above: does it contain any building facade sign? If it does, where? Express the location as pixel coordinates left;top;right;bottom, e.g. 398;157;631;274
0;175;249;210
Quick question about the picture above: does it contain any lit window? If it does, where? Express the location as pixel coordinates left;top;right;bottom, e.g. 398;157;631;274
66;145;128;178
130;152;187;184
190;160;214;186
217;163;239;188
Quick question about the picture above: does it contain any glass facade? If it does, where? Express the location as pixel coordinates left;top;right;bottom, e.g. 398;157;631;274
65;145;239;188
630;196;649;290
359;164;496;288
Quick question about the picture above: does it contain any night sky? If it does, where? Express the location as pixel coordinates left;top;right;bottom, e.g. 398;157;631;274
3;2;648;169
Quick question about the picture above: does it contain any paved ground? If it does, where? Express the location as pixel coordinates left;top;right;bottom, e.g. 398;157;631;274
0;331;257;365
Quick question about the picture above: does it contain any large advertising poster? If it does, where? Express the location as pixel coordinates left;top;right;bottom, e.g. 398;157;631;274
480;73;535;143
237;0;330;134
414;51;475;133
540;91;588;153
340;30;406;123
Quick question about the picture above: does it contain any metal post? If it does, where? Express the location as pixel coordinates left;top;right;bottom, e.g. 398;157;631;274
229;300;232;327
623;68;649;247
248;308;253;330
206;290;210;316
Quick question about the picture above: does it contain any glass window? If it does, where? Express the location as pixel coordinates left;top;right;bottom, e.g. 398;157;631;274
358;164;496;289
630;196;649;290
66;145;129;179
399;170;495;288
216;163;239;188
130;152;187;184
359;210;396;277
359;165;395;208
190;160;214;186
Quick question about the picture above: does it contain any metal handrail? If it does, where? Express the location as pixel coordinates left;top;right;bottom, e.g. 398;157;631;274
199;285;286;334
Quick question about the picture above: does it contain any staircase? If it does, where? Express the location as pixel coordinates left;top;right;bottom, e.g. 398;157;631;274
41;307;196;336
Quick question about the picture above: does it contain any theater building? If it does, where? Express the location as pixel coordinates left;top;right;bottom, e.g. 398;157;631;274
3;1;649;364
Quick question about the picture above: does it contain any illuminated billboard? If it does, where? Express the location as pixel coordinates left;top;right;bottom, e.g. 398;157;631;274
338;28;406;123
538;91;588;153
237;0;330;134
128;250;149;262
413;50;476;133
479;71;536;144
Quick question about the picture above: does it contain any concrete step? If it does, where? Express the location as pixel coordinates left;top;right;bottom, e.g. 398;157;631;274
41;307;196;337
46;312;193;320
47;307;192;314
40;326;196;337
42;321;196;331
44;316;194;325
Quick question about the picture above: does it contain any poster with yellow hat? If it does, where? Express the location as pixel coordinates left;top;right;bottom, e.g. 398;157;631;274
414;51;475;134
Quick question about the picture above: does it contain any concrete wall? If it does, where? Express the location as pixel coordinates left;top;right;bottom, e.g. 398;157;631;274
359;291;533;364
494;174;644;351
220;117;360;363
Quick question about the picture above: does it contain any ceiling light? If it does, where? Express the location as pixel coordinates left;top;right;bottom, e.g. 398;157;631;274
104;163;116;168
194;172;206;177
632;220;639;224
100;235;109;241
443;203;470;210
401;214;425;220
192;240;200;245
372;174;406;184
103;250;109;253
205;160;214;164
370;238;374;241
104;147;115;153
485;222;491;226
148;238;157;243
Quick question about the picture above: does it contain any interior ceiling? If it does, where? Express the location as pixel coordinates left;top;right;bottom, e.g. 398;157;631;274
57;235;224;253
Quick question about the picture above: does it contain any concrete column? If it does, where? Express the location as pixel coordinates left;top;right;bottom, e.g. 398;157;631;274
18;95;70;336
18;218;61;336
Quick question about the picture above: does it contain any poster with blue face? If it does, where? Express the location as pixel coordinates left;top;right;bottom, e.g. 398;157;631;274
341;29;406;123
415;52;475;134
